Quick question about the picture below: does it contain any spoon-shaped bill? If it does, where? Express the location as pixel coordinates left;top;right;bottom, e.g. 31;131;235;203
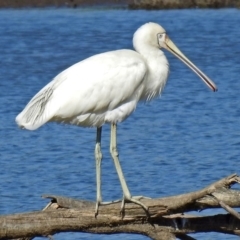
164;36;217;92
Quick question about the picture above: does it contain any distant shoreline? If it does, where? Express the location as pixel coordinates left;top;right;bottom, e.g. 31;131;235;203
0;0;128;9
0;0;239;9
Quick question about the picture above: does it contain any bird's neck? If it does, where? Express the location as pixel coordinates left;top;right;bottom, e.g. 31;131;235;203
137;45;170;101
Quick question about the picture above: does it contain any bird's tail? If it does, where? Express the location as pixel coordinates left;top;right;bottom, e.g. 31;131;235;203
16;86;54;130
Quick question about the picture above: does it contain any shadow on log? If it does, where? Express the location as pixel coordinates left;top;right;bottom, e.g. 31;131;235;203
1;174;240;240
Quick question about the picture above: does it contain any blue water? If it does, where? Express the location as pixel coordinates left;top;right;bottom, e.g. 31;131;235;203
1;7;240;240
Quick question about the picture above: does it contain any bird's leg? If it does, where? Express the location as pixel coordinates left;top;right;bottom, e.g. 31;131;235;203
94;126;130;216
110;123;149;216
95;127;103;217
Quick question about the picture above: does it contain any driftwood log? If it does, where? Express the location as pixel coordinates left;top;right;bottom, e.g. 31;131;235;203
1;174;240;240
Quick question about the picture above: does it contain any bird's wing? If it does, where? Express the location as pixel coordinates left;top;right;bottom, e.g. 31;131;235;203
16;50;147;130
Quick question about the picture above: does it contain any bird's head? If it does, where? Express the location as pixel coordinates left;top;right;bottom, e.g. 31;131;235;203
133;22;166;49
133;22;217;92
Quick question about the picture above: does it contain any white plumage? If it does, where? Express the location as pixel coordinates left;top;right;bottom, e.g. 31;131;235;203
16;49;168;129
16;22;217;216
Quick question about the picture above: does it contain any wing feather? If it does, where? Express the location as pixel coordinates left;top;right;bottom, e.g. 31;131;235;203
16;49;147;130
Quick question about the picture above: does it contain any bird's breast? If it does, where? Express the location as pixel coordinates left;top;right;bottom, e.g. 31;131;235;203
140;52;169;101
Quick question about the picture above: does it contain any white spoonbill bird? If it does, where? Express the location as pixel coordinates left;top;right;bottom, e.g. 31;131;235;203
16;22;217;216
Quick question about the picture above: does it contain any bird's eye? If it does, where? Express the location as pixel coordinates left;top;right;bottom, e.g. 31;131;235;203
158;34;163;38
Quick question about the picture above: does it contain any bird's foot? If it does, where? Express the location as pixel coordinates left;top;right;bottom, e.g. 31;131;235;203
120;195;150;218
130;195;151;200
95;196;151;218
95;199;118;217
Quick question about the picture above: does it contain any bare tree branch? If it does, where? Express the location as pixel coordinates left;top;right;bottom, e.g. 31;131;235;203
1;174;240;240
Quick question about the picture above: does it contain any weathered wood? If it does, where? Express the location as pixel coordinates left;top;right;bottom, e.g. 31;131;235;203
1;174;240;240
